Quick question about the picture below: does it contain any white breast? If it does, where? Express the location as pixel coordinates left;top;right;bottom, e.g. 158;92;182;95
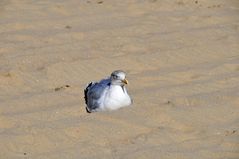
101;85;131;111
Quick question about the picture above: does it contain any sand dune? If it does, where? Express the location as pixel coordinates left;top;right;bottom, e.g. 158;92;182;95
0;0;239;158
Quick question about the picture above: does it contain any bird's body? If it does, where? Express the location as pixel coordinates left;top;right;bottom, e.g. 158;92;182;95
84;70;132;113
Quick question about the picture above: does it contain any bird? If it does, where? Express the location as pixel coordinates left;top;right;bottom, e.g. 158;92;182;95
84;70;132;113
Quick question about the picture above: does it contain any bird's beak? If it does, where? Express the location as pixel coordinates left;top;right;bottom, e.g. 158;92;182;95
122;79;128;84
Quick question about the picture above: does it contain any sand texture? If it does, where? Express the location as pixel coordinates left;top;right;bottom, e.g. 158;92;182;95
0;0;239;158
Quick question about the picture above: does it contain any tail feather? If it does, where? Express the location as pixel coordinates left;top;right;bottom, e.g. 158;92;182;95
84;82;94;105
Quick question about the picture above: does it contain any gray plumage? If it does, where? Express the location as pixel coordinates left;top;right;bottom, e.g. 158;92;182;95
84;70;132;113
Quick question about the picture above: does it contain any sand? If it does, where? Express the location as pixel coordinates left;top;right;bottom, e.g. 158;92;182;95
0;0;239;158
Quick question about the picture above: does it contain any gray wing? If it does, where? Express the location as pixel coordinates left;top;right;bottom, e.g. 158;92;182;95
84;78;110;112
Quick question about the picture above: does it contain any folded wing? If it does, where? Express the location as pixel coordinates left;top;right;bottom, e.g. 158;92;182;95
84;79;110;112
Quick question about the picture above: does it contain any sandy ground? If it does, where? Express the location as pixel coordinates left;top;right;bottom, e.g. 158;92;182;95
0;0;239;158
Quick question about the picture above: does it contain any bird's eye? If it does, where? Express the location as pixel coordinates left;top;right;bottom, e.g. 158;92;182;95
113;75;117;79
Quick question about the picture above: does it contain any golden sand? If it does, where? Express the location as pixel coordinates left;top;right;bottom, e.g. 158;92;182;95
0;0;238;158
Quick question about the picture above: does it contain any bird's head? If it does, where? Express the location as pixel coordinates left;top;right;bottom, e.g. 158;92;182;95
110;70;128;85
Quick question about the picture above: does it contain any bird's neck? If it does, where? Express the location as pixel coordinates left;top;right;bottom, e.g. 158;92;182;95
110;84;126;93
